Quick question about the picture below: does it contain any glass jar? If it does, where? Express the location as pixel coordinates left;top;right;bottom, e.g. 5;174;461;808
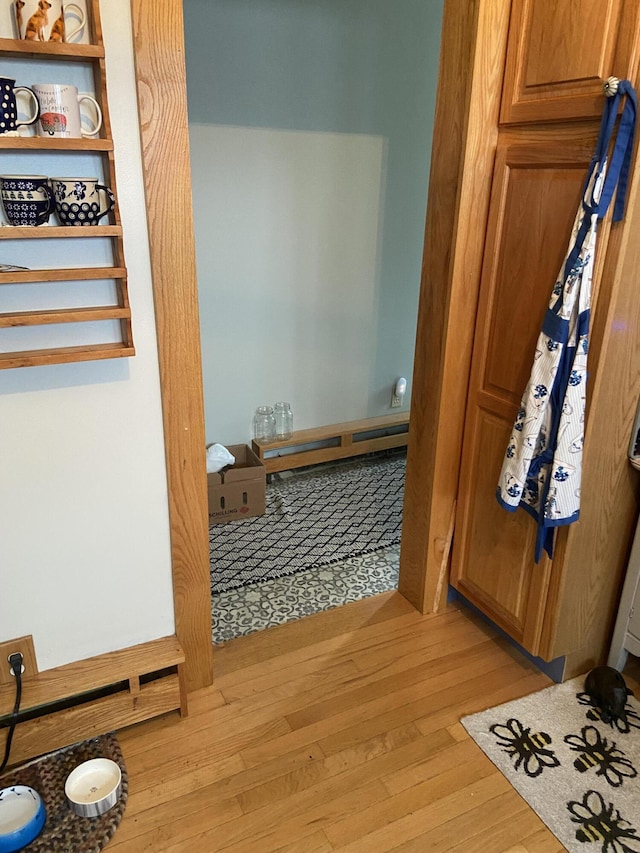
274;402;293;441
253;406;276;444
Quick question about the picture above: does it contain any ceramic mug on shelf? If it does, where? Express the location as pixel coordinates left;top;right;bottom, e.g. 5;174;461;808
49;176;115;226
32;83;102;138
0;175;54;226
0;77;39;135
14;0;86;42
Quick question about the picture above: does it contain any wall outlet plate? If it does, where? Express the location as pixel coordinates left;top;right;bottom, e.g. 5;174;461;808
0;635;38;684
391;392;403;408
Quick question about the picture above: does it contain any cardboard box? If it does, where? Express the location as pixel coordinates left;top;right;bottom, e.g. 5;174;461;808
207;444;266;523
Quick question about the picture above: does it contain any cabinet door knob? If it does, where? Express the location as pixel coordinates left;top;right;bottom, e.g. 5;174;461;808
604;76;620;97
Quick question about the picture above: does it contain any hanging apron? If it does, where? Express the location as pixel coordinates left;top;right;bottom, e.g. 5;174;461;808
496;78;637;563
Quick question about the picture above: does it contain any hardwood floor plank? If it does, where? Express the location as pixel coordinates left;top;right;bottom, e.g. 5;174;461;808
221;657;361;706
119;621;483;763
220;609;475;705
520;828;570;852
325;740;491;848
123;751;245;814
109;597;567;852
436;802;550;853
312;659;537;760
213;590;420;675
330;770;512;851
117;687;228;751
124;743;326;818
387;793;535;852
285;636;512;731
163;780;389;853
414;670;550;738
107;793;241;850
222;728;457;850
271;831;334;853
214;605;426;686
237;723;443;815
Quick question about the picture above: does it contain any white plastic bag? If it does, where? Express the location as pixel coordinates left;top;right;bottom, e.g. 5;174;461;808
206;443;235;474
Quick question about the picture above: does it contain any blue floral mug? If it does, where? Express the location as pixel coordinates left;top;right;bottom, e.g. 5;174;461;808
49;176;115;226
0;76;39;135
0;174;54;225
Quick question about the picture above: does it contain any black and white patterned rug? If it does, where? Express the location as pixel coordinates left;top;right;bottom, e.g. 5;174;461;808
461;676;640;852
211;544;400;643
209;453;405;593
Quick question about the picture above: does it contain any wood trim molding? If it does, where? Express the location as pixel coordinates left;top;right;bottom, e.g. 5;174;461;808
0;636;187;768
399;0;511;613
129;0;213;690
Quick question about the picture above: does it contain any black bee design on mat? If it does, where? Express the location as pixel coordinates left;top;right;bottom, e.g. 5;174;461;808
489;718;560;777
564;726;637;788
576;691;640;734
567;790;640;852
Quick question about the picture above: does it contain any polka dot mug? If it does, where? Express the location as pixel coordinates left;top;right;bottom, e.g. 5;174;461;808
0;77;39;135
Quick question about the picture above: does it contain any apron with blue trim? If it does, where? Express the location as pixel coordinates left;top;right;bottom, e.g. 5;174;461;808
496;79;637;563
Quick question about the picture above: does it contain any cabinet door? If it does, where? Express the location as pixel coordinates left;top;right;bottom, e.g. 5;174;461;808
450;136;598;654
501;0;639;123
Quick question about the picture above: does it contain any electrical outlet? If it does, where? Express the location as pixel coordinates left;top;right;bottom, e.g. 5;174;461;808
391;391;402;408
0;635;38;685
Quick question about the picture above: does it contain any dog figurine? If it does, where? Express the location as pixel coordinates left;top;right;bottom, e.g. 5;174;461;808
15;0;25;36
24;0;52;40
584;665;633;724
49;10;64;41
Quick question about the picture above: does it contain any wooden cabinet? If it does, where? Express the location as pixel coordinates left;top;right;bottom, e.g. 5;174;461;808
0;0;134;368
403;0;640;678
500;0;639;123
451;0;640;670
452;135;601;652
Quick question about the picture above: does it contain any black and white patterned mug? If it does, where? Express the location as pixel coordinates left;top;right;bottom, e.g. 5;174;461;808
0;77;39;135
0;175;54;226
49;177;115;226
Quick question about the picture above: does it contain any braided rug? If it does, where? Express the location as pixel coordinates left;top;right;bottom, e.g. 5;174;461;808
0;733;127;852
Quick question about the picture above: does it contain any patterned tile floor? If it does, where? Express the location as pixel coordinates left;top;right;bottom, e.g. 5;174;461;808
211;543;400;644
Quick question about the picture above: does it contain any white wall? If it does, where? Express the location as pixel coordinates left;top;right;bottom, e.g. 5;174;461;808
190;124;385;443
184;0;444;445
0;0;176;671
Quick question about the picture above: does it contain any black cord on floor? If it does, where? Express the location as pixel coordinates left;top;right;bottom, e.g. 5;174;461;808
0;654;23;775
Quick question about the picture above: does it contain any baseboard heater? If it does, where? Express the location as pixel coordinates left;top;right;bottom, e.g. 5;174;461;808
0;637;186;771
251;413;410;475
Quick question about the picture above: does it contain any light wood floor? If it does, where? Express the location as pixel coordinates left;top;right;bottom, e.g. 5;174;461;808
110;592;613;852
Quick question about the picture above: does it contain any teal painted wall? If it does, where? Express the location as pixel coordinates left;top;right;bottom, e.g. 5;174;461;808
184;0;443;442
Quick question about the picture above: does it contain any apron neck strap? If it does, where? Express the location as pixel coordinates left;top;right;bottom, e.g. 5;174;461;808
595;79;637;222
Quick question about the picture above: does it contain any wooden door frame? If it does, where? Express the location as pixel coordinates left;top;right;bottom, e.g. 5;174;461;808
128;0;493;690
130;0;213;691
399;0;512;613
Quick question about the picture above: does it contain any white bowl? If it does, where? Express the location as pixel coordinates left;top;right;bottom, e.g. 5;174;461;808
0;786;46;853
64;759;122;817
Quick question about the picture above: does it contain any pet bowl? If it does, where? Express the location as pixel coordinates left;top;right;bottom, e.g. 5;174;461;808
0;786;46;853
64;758;122;817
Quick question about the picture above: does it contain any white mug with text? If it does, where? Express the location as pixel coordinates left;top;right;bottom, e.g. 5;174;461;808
32;83;102;138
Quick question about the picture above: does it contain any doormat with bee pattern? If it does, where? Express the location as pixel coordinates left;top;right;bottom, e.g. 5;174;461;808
461;676;640;852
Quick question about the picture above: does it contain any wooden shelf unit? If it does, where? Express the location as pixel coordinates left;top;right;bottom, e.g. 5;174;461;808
0;37;104;59
0;0;135;369
0;226;122;238
0;137;114;150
